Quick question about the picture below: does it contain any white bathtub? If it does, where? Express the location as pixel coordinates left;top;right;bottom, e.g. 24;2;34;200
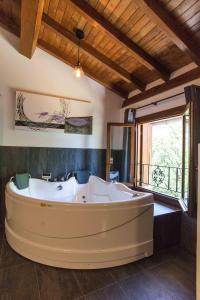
5;176;154;269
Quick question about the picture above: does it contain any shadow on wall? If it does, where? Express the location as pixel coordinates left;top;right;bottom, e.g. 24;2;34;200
0;146;106;228
0;27;19;52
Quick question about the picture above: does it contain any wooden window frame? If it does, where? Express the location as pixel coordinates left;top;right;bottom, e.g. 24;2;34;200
136;105;186;124
135;105;186;208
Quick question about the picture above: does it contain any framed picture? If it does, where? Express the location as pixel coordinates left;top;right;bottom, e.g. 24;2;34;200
15;91;93;134
65;116;93;135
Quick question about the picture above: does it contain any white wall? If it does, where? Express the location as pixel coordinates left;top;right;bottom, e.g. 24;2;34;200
0;28;123;149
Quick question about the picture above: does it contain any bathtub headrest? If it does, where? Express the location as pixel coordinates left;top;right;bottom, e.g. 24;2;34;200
15;173;30;190
75;170;91;184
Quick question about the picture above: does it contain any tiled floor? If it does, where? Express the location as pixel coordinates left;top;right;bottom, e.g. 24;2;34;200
0;231;196;300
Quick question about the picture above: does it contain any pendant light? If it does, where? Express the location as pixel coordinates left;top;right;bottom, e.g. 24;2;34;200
74;29;84;78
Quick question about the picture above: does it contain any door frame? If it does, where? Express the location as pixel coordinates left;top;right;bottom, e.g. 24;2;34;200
106;123;135;183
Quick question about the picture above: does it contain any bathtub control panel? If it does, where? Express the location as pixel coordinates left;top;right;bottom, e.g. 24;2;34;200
82;195;87;203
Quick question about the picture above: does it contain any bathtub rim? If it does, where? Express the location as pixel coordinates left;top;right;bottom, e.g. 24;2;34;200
6;182;154;209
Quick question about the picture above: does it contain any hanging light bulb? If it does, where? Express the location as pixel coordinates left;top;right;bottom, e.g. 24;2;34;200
74;29;84;78
74;62;84;78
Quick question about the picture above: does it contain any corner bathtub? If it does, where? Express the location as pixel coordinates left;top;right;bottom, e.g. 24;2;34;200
5;176;154;269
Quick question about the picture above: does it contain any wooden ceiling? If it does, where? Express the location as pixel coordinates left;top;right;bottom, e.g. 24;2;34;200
1;0;200;107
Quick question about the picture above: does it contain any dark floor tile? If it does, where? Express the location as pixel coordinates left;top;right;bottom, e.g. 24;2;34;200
82;283;129;300
147;260;196;300
110;261;141;281
36;264;82;300
156;246;183;261
136;253;167;270
0;238;30;269
0;244;195;300
0;262;39;300
73;268;115;295
137;247;179;271
119;269;173;300
171;248;196;280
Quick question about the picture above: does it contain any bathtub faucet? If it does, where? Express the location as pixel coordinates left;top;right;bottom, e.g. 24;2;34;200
42;172;51;182
66;172;73;180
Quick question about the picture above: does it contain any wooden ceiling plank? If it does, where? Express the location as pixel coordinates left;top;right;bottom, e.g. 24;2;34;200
108;0;133;25
120;4;140;28
123;67;200;107
55;0;68;23
20;0;45;59
102;0;121;20
134;0;200;66
38;39;128;98
130;21;156;45
44;0;50;14
42;13;146;91
70;0;170;81
95;0;110;15
174;0;199;19
10;0;21;27
61;3;73;28
77;1;106;50
0;12;20;37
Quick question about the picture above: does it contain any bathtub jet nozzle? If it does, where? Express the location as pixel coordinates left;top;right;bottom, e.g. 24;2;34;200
56;185;63;191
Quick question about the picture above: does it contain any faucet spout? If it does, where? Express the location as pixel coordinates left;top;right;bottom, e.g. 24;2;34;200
42;172;51;182
66;172;72;180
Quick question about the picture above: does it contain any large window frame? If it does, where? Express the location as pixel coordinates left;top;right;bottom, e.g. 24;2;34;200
106;85;200;217
135;105;187;208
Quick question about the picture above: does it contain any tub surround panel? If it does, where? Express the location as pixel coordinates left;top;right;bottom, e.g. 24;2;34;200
181;213;197;256
154;211;182;252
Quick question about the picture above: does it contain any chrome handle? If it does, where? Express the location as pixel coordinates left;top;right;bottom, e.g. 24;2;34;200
9;176;15;182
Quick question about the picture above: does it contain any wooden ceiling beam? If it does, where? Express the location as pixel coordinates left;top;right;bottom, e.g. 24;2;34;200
20;0;44;59
70;0;170;82
42;14;145;91
123;67;200;107
134;0;200;66
38;39;128;99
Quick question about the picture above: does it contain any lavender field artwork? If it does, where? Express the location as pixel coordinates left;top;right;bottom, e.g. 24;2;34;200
15;91;93;134
65;116;92;134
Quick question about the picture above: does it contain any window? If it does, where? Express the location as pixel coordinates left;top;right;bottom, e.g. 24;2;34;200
182;108;190;209
136;116;189;201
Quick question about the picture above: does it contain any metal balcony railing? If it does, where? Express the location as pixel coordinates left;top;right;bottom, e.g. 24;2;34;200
137;163;188;197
